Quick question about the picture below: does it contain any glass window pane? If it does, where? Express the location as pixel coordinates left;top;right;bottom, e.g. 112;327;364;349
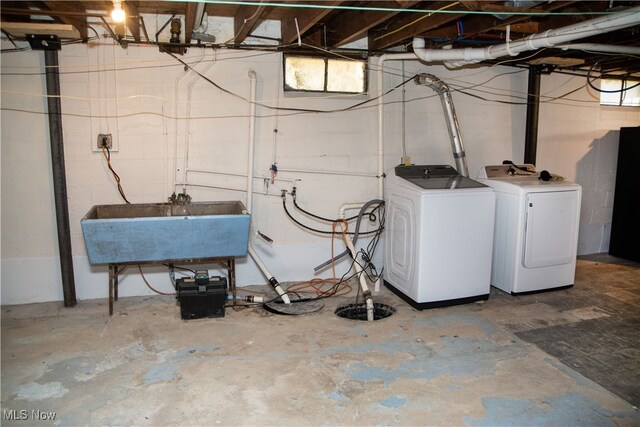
327;59;365;93
284;56;325;91
600;79;623;105
621;80;640;107
600;79;640;107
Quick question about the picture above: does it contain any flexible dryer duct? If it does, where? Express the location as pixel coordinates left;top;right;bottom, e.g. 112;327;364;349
414;74;469;177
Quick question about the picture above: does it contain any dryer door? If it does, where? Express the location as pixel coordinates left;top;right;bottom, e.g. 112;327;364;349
523;190;580;268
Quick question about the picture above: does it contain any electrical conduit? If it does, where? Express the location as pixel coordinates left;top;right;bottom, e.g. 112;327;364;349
247;70;290;304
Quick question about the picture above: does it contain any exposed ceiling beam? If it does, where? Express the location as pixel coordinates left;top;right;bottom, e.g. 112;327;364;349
184;2;197;44
0;21;80;39
418;1;581;43
460;1;480;11
124;0;140;42
496;22;540;34
280;1;345;45
370;1;465;50
326;0;419;48
42;1;88;41
233;4;271;44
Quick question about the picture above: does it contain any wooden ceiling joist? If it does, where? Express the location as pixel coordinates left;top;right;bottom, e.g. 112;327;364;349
370;2;465;50
233;4;271;44
325;0;419;48
280;1;345;45
418;1;582;45
42;1;88;41
124;0;141;42
184;2;197;44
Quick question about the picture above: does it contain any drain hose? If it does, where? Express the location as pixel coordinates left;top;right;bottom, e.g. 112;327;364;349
314;199;384;272
340;222;375;321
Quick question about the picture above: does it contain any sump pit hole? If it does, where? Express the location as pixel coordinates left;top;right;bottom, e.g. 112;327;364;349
335;303;396;321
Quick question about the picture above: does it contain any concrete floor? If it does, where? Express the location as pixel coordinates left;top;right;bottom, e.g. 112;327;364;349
1;258;639;426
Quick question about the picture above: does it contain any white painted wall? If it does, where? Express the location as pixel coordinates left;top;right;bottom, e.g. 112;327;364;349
536;73;640;255
1;37;637;305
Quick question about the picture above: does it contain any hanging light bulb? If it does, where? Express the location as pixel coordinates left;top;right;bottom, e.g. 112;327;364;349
111;0;125;23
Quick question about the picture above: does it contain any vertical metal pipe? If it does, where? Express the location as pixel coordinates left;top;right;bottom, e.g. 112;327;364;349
524;65;541;165
44;49;77;307
415;73;469;177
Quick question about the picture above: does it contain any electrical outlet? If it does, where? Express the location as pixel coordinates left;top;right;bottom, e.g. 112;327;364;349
97;134;112;149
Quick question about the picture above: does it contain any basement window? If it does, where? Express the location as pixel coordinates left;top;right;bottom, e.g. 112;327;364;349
284;55;367;94
599;79;640;107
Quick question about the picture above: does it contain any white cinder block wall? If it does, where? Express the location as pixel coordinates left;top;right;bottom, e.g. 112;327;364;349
536;74;639;254
2;36;638;305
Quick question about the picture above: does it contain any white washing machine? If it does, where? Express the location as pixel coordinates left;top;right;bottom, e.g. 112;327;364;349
384;165;495;309
477;164;582;294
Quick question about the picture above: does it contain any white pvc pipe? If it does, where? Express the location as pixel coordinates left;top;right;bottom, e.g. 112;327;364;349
248;245;290;303
186;168;296;183
247;70;257;212
376;53;416;199
246;69;290;304
337;203;374;321
339;221;374;321
277;167;378;178
413;6;640;66
182;53;215;193
172;54;197;192
338;202;368;219
559;43;640;55
193;2;205;32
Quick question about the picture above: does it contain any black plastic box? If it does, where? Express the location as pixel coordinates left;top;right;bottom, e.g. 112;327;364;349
176;275;227;319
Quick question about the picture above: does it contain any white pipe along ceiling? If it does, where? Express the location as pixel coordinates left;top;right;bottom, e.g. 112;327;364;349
412;5;640;67
558;43;640;55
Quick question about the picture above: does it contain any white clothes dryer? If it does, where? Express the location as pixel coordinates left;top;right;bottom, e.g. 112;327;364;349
477;164;582;294
384;165;495;309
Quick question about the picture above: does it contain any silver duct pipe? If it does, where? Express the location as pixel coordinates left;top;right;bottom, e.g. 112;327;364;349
414;74;469;177
413;6;640;67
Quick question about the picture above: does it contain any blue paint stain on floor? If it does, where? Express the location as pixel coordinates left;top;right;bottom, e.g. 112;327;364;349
380;396;406;408
414;311;502;337
345;335;525;386
15;381;69;401
143;362;179;386
330;390;350;401
142;345;221;386
318;311;529;388
464;392;640;426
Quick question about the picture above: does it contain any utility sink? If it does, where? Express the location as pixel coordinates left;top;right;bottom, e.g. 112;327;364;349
81;201;250;264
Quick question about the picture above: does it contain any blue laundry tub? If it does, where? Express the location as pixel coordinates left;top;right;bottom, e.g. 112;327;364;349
81;201;250;264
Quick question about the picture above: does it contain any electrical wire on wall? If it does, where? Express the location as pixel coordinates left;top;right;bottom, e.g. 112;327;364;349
101;144;130;204
6;51;627;120
138;265;175;295
100;141;183;296
586;61;640;93
281;191;384;236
